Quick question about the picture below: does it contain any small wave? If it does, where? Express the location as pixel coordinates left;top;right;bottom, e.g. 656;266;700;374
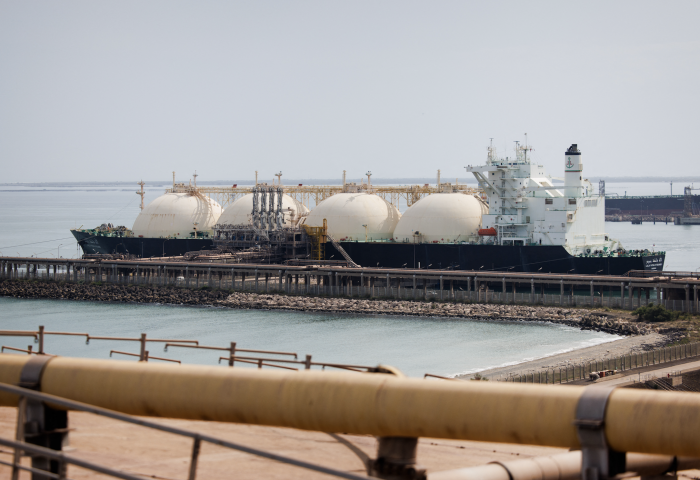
446;334;622;378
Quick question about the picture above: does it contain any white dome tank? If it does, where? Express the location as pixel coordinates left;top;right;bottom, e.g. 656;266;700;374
393;193;485;243
305;193;400;241
132;192;223;238
217;193;309;227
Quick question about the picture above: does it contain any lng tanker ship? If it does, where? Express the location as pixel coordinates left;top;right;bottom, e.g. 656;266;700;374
320;143;664;274
72;142;665;274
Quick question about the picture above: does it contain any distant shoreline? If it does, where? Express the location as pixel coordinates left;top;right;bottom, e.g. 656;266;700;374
2;176;699;188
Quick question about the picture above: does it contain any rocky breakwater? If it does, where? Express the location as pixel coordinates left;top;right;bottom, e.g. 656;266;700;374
0;279;230;305
0;279;662;338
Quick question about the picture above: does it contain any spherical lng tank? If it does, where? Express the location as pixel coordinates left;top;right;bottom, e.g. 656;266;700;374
217;193;309;227
132;192;223;238
304;193;400;241
393;193;485;243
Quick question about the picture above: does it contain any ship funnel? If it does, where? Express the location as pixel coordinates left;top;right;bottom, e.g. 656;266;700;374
564;144;583;198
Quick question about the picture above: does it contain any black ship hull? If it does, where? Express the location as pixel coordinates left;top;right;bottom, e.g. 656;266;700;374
328;242;664;275
72;230;664;275
71;230;215;258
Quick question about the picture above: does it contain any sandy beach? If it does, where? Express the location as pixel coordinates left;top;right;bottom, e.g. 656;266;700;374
457;332;666;381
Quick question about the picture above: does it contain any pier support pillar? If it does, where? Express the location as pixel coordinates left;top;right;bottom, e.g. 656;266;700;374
686;284;691;314
412;275;416;300
559;280;564;306
440;276;444;301
620;282;625;309
255;269;259;292
530;279;535;304
590;281;594;307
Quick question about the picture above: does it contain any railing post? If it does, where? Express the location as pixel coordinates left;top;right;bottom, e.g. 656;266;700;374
139;333;147;361
38;326;45;355
228;342;236;367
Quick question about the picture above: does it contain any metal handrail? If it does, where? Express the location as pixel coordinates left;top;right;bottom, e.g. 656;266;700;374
0;437;145;480
109;350;181;364
219;354;375;372
424;373;457;381
88;336;198;344
217;356;298;371
164;343;298;358
0;382;370;480
1;346;34;355
0;331;38;339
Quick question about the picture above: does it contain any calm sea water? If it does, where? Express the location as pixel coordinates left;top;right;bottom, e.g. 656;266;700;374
0;182;696;377
0;297;617;378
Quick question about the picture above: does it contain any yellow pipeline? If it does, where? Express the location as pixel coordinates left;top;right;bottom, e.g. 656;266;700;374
0;354;698;457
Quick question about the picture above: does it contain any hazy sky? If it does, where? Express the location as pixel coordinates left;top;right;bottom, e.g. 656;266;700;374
1;1;698;183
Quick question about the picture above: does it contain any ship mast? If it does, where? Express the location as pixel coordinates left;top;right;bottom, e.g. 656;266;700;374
136;180;145;210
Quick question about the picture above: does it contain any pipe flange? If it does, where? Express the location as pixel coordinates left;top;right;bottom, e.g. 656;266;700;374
574;385;625;479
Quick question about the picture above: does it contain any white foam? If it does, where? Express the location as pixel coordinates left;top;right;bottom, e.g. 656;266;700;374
446;334;623;378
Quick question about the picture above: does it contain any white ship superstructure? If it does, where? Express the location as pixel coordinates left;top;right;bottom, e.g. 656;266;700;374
466;143;622;255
